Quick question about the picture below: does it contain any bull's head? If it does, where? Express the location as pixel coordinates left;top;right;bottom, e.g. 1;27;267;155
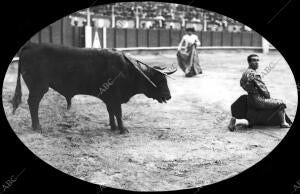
123;53;177;103
144;65;177;103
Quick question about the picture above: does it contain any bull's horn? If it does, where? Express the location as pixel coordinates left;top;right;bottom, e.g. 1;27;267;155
123;53;157;88
153;66;167;70
153;65;177;75
161;64;177;75
165;67;177;75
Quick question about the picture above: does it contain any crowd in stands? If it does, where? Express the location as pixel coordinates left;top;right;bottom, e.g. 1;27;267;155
90;2;240;25
70;2;246;31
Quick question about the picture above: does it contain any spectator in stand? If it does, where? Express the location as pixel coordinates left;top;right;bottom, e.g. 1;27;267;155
142;12;147;19
170;9;175;19
222;16;228;28
191;17;201;22
146;21;153;29
82;2;243;30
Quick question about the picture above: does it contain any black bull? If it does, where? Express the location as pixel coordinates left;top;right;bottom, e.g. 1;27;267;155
11;42;176;134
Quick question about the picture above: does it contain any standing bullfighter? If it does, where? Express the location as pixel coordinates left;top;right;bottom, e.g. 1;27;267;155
11;42;176;134
228;54;292;131
177;27;203;77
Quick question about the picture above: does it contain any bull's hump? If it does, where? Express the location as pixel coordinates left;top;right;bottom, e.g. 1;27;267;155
98;49;122;57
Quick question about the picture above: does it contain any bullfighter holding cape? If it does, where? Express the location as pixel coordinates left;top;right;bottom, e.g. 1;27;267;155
228;54;292;131
177;27;203;77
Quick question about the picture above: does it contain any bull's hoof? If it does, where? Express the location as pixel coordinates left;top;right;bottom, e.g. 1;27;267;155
228;117;236;132
110;125;118;131
32;124;42;132
119;128;129;134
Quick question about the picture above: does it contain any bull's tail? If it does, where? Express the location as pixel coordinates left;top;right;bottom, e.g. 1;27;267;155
10;41;35;114
10;41;34;114
10;53;22;114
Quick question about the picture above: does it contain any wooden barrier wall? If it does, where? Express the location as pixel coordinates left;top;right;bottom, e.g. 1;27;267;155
29;20;262;49
95;28;262;48
30;17;85;47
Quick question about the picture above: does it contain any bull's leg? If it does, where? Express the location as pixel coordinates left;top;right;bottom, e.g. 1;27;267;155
106;105;117;131
27;89;47;131
113;103;128;134
66;96;72;110
106;102;128;134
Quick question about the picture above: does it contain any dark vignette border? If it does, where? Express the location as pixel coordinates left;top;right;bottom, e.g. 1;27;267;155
0;0;299;194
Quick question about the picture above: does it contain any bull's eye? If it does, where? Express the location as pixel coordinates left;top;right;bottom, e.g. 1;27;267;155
2;1;297;193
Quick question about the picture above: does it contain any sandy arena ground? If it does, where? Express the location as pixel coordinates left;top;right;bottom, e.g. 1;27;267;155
2;51;298;191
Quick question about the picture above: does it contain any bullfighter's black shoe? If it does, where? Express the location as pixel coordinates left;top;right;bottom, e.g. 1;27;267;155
228;117;236;132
